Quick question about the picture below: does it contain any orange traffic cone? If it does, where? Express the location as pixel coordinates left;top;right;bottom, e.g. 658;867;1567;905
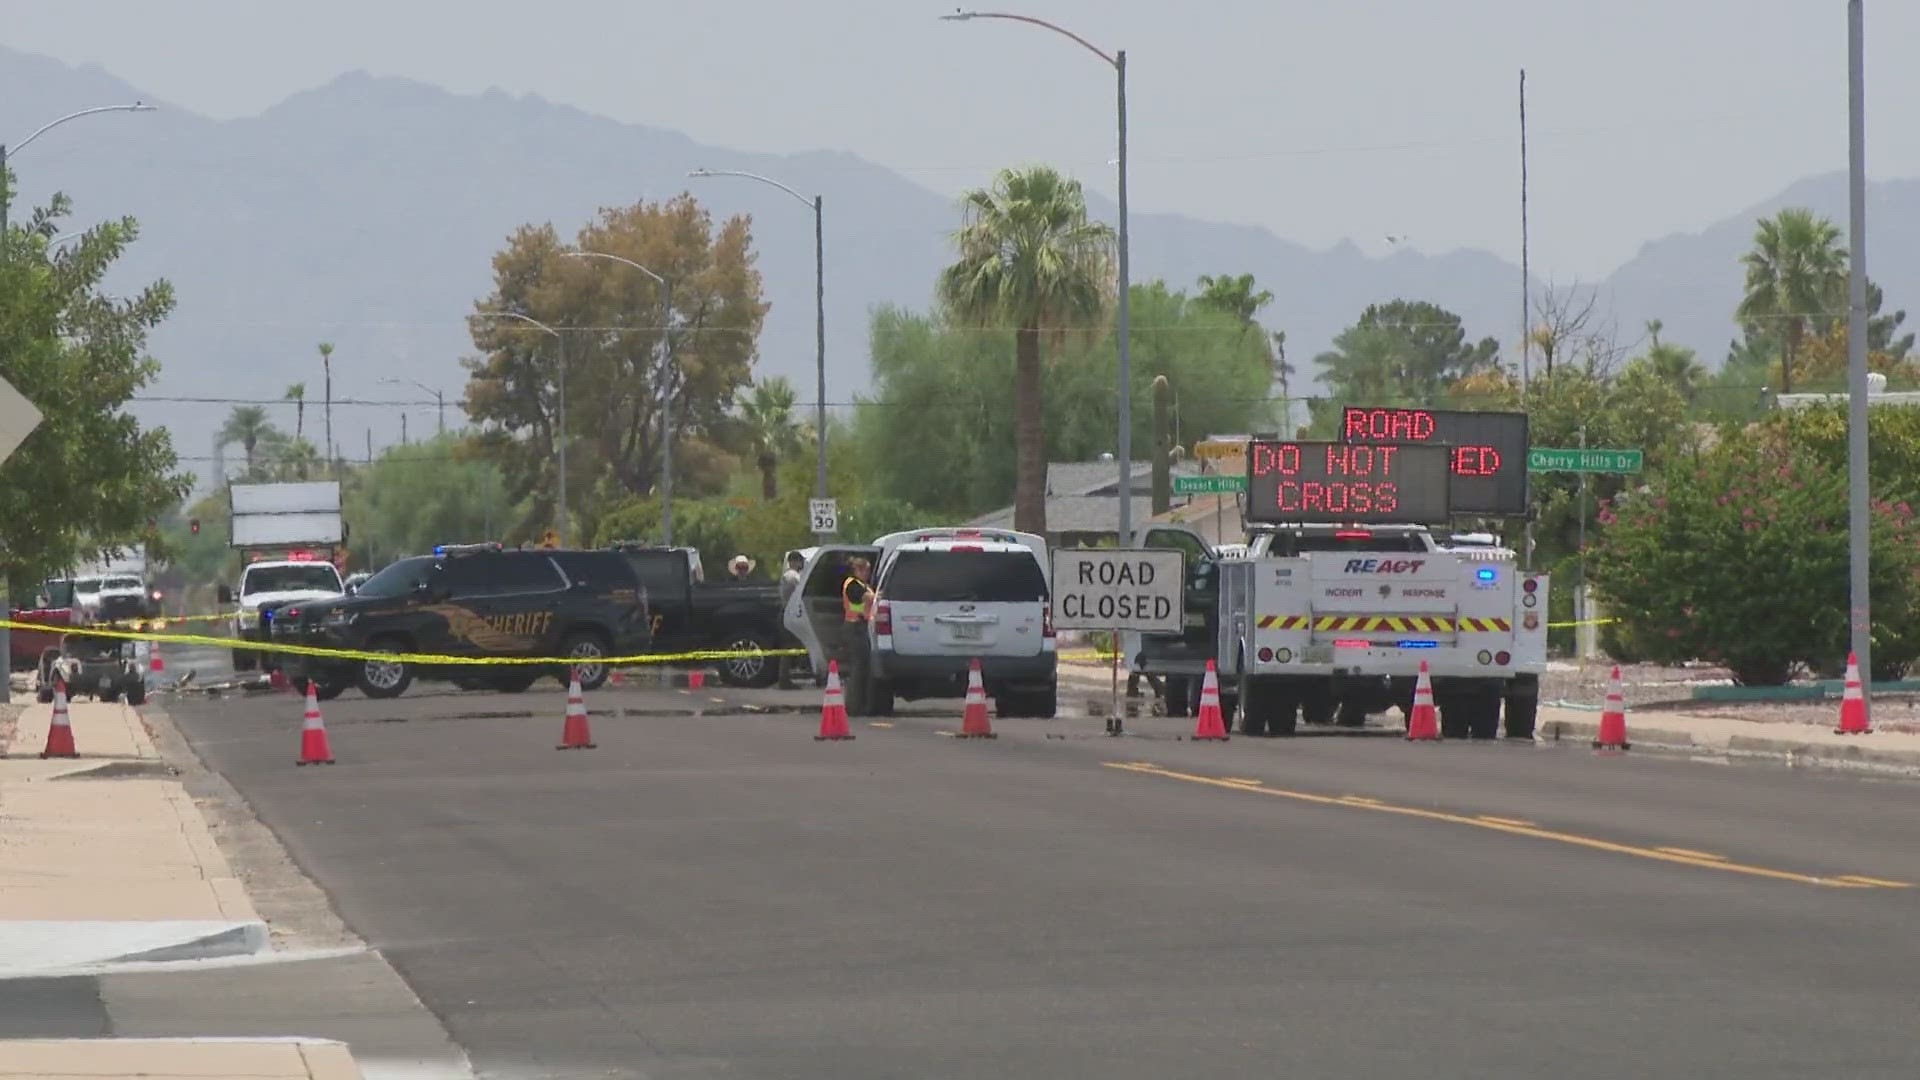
1594;665;1631;750
1835;652;1871;734
815;660;854;741
41;680;78;759
1405;661;1440;741
688;670;706;690
296;681;335;765
957;659;996;739
1192;660;1229;741
148;642;165;678
269;668;291;693
557;673;596;749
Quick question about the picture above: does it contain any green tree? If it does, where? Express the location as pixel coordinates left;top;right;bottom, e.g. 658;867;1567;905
736;376;801;501
216;406;280;479
340;435;510;568
0;194;189;587
1314;300;1499;407
284;383;307;443
1735;207;1847;396
858;283;1275;518
1193;273;1274;326
938;165;1115;534
463;195;768;540
1590;425;1920;684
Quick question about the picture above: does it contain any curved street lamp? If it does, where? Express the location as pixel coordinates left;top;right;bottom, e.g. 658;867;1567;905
562;250;679;545
2;103;156;242
940;10;1133;543
472;310;569;545
687;167;829;516
378;377;447;436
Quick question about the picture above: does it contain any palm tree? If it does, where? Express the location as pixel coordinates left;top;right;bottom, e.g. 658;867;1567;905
316;342;335;473
217;406;279;478
1736;208;1847;395
737;376;801;501
939;165;1115;534
274;438;322;481
1194;273;1274;326
284;383;306;444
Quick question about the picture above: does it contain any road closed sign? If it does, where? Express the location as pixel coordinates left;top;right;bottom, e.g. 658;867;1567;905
1049;548;1185;634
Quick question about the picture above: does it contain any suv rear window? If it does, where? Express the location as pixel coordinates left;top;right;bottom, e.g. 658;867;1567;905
243;564;342;594
882;550;1049;603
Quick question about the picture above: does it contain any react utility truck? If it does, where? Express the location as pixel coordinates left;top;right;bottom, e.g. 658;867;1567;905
1156;438;1548;739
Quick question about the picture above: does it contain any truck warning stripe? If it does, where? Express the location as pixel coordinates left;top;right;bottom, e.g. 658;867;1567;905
1257;615;1309;629
1304;615;1458;632
1458;617;1513;632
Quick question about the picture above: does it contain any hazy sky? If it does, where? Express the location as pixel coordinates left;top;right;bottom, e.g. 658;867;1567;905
6;0;1916;281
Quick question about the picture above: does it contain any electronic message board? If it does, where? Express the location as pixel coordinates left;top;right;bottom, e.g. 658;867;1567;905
1244;440;1452;525
1340;408;1530;516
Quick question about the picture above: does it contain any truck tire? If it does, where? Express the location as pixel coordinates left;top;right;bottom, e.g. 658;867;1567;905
355;640;413;699
561;630;612;691
715;627;780;689
1302;685;1336;727
1467;693;1502;740
866;677;894;716
1503;691;1538;740
1237;669;1267;737
1336;701;1369;728
1161;675;1191;719
1437;690;1471;740
126;680;147;707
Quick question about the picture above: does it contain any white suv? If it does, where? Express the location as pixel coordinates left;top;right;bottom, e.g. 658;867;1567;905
785;529;1057;718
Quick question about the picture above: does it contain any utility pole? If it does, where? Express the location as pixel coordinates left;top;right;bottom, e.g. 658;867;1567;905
401;413;409;446
1845;0;1873;720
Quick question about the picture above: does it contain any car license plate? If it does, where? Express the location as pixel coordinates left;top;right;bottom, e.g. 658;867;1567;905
1305;643;1335;664
951;623;983;641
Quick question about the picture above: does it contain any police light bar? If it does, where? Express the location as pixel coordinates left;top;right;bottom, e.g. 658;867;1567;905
1334;530;1374;540
1396;639;1439;649
286;549;315;561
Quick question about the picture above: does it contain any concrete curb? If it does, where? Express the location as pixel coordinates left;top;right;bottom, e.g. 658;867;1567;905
0;919;271;979
1537;713;1920;777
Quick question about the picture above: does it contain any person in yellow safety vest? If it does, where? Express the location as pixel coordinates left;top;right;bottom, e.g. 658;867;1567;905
841;556;876;622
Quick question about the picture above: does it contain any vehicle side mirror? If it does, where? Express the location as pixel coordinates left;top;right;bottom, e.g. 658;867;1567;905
216;585;233;605
344;583;358;595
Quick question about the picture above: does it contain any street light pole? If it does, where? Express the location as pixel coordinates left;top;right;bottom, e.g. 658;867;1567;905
562;251;677;545
941;11;1132;544
1846;0;1873;721
475;311;567;544
687;168;829;507
378;378;446;436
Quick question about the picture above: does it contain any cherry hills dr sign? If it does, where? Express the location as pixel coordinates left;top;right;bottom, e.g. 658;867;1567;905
1049;548;1185;634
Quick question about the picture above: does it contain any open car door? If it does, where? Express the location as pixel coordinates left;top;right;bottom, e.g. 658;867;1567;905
783;545;882;672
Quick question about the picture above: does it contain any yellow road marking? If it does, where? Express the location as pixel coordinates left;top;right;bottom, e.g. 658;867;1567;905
1657;847;1726;861
867;721;896;729
1477;815;1536;827
1220;778;1265;786
1102;762;1894;889
1838;875;1913;888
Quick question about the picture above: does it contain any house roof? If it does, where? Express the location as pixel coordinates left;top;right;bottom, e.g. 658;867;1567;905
967;460;1209;536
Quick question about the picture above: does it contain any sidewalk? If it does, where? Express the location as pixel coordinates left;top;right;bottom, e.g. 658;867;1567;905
1059;660;1920;774
0;700;368;1079
0;1038;359;1079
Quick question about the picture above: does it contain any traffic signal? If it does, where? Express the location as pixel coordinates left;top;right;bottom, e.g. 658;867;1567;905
189;518;200;535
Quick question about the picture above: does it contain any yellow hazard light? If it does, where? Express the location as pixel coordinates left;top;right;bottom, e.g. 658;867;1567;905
1276;647;1292;663
1477;650;1493;665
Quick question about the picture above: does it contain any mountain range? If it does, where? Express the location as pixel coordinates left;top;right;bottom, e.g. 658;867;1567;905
4;45;1918;485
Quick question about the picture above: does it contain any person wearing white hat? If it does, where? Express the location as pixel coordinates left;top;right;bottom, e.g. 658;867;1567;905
727;554;756;581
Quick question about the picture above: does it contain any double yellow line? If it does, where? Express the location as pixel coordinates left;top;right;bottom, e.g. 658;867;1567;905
1104;761;1910;890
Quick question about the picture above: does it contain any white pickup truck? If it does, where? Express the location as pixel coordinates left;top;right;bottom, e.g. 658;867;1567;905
220;558;347;672
1212;523;1547;739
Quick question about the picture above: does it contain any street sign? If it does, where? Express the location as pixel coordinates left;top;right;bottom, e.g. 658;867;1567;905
1341;407;1530;516
808;498;839;534
1244;441;1453;525
0;376;42;466
1172;474;1246;496
1049;548;1184;634
1527;448;1643;474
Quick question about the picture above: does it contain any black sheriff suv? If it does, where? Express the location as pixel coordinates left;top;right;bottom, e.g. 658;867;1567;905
271;543;652;699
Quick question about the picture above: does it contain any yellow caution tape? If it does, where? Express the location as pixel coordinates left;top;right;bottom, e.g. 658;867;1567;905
0;617;804;668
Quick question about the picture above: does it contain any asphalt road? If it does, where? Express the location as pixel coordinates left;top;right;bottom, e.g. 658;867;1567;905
162;672;1920;1080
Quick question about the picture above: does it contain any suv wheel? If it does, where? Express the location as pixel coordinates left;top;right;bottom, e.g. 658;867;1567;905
563;631;611;691
716;627;779;689
356;642;413;699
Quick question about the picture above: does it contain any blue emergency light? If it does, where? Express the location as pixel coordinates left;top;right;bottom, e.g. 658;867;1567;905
1476;567;1497;582
1396;639;1439;649
433;545;446;556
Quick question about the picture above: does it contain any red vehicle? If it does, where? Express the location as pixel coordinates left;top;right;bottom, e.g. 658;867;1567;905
10;578;77;672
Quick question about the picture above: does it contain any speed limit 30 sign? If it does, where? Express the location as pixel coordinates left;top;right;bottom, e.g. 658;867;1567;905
808;498;838;534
